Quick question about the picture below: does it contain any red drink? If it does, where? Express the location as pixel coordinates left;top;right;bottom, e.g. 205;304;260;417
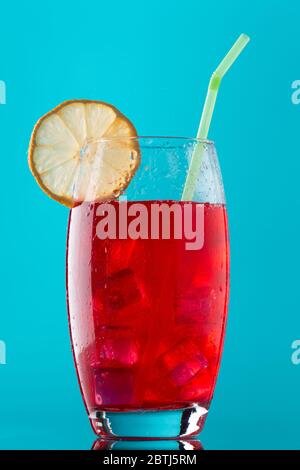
67;200;229;433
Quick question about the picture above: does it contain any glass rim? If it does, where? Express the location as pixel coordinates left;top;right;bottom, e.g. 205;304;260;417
93;135;215;145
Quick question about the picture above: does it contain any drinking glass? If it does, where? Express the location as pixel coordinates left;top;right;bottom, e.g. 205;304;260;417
67;136;229;439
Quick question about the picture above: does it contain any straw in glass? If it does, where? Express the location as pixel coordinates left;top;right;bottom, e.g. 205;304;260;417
181;34;250;201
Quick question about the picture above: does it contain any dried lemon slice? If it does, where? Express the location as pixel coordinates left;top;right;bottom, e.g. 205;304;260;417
28;100;140;207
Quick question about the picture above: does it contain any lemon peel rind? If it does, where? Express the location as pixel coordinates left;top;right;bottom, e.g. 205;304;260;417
28;99;139;208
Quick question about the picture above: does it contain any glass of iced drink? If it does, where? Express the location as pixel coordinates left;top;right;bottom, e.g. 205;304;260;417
67;136;229;438
28;35;249;439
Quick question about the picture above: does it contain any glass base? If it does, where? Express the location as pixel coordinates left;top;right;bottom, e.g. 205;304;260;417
89;405;208;439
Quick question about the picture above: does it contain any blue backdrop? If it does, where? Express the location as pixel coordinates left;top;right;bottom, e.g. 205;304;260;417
0;0;299;450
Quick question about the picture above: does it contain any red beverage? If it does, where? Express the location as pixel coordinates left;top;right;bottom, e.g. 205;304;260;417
67;200;229;432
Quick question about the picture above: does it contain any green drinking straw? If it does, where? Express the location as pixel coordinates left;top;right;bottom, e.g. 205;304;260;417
182;33;250;201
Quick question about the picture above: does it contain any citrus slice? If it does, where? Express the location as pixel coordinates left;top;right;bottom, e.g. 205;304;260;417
28;100;140;207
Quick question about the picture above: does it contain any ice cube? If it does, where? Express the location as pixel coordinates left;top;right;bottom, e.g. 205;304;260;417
159;338;208;387
94;369;134;406
175;286;217;323
93;268;148;327
179;367;214;405
105;239;137;276
142;338;209;405
105;268;141;310
93;268;142;312
171;356;208;386
97;329;139;368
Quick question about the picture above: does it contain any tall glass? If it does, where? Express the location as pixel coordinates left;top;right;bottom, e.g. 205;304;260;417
67;137;229;439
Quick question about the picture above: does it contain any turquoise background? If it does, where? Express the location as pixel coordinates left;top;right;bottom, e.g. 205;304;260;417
0;0;299;450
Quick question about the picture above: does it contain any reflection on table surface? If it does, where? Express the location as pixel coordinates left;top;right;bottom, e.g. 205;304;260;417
92;439;203;450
